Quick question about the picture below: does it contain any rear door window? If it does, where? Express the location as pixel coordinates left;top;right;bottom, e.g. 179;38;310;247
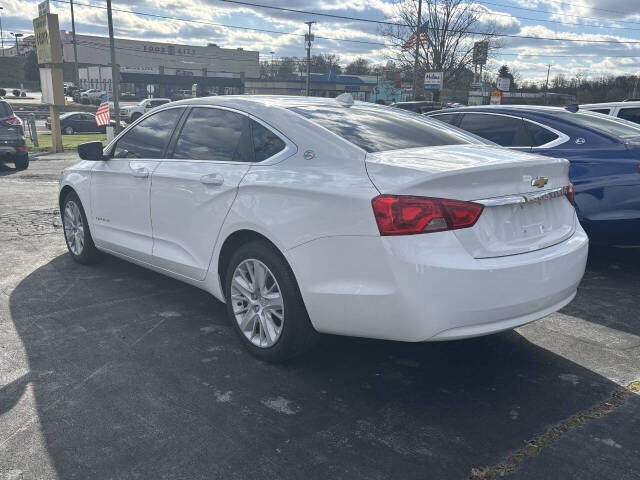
289;105;473;152
171;107;251;162
112;108;183;158
588;108;611;115
459;113;530;147
524;121;559;147
617;107;640;125
0;102;13;118
251;120;286;162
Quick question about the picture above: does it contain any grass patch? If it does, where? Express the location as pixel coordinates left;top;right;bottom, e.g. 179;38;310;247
27;133;107;153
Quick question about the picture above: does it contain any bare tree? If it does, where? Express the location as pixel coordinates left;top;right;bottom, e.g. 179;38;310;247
379;0;503;85
345;58;372;75
310;54;342;74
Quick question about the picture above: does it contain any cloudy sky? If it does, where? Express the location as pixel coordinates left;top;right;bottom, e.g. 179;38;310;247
3;0;640;82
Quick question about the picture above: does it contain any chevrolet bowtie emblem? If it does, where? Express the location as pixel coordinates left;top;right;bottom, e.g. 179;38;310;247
531;176;548;188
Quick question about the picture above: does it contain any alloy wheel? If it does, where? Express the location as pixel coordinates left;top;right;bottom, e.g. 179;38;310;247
63;200;85;256
230;259;284;348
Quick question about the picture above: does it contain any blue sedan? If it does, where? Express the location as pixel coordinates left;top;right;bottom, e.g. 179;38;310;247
426;106;640;245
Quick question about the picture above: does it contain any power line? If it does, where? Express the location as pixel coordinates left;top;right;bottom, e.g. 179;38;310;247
477;1;640;27
49;0;392;48
215;0;640;44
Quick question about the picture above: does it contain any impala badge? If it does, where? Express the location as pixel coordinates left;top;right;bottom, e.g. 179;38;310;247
531;176;548;188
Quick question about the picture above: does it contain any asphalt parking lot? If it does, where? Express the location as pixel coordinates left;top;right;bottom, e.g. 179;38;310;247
1;154;639;480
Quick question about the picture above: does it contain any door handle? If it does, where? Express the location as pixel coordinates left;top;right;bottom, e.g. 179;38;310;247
131;167;149;178
200;173;224;186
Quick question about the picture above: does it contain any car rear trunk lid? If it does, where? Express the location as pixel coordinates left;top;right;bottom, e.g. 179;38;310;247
366;144;576;258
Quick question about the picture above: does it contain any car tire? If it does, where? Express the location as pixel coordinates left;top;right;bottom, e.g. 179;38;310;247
131;113;142;122
224;241;318;362
61;191;100;264
14;154;29;170
64;126;74;135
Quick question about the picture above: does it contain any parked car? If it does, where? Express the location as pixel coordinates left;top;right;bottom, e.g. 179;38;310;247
0;99;29;170
426;105;640;245
81;89;107;99
390;101;444;114
120;98;171;123
46;112;115;134
60;96;587;361
580;101;640;125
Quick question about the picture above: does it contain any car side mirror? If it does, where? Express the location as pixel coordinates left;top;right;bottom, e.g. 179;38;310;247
78;141;105;161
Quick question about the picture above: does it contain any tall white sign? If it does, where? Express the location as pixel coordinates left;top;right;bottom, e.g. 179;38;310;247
424;72;443;92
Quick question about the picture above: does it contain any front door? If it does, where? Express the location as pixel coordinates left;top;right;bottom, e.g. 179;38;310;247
91;107;184;262
150;106;253;280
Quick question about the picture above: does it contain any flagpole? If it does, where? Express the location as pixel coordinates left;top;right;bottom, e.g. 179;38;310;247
412;0;423;101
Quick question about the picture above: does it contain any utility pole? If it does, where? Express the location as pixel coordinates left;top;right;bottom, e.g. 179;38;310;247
70;0;80;88
0;6;4;57
304;21;315;97
412;0;423;101
106;0;121;133
544;63;552;105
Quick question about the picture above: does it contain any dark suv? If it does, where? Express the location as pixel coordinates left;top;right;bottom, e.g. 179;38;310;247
0;100;29;170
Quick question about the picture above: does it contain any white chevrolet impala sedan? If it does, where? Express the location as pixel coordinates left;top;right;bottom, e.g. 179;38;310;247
59;95;588;361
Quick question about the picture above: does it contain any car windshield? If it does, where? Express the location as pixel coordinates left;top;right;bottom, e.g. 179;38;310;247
0;102;13;118
60;112;76;120
289;105;477;152
554;110;640;139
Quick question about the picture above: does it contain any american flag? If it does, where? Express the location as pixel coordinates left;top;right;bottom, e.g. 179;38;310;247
95;93;110;126
402;31;427;51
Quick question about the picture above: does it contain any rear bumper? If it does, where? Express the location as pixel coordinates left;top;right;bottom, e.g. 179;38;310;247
288;224;588;342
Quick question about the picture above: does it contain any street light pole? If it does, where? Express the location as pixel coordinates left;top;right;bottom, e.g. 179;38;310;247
304;21;315;97
544;63;552;105
412;0;423;101
70;0;80;88
106;0;121;133
11;32;22;56
0;7;4;57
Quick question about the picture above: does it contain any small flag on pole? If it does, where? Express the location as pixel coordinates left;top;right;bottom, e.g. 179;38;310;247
95;93;111;126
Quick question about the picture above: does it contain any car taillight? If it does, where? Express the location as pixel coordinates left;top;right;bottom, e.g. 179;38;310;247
565;182;575;205
17;145;26;151
371;195;484;236
6;115;22;127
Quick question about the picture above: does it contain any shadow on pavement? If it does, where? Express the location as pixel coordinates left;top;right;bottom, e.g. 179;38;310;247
2;250;637;479
560;245;640;337
0;163;20;177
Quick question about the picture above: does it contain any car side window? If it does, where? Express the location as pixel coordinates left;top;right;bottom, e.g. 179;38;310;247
172;107;251;162
524;121;559;147
617;108;640;125
251;119;286;162
589;108;611;115
459;113;530;147
112;108;183;158
430;113;458;125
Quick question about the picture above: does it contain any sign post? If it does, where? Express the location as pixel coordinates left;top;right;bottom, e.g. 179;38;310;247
33;13;64;152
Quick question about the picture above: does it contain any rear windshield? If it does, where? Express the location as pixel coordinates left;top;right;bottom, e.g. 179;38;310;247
0;102;13;119
555;110;640;139
289;105;474;152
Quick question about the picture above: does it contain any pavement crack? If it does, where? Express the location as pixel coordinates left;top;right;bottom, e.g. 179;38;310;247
469;381;640;480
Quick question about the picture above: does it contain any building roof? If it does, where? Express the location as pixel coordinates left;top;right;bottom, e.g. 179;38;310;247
249;72;377;85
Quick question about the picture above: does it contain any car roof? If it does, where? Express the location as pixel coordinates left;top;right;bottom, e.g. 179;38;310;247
166;95;394;114
580;101;640;108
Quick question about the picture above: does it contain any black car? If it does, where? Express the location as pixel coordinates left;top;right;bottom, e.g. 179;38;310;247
390;101;444;114
46;112;113;134
0;100;29;170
